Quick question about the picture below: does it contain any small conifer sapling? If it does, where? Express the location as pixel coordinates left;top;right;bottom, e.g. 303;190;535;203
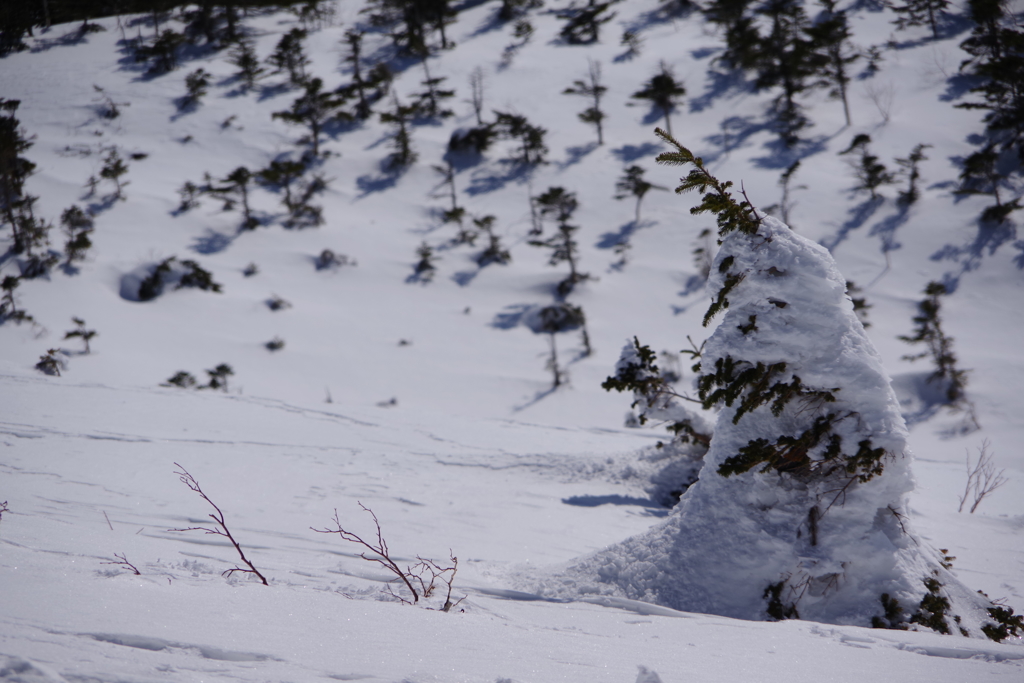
229;39;264;91
562;60;608;145
380;97;419;171
615;165;665;224
632;63;685;136
531;187;591;297
64;317;97;353
60;205;94;268
267;28;310;87
204;363;234;392
896;143;931;206
180;68;211;110
839;134;894;200
100;149;129;200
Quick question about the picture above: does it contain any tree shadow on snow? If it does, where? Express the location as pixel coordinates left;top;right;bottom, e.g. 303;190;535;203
820;196;885;252
930;216;1019;286
596;219;655;251
689;68;755;114
464;162;532;196
190;230;234;255
611;142;663;163
562;494;669;517
700;115;768;164
556;142;598;170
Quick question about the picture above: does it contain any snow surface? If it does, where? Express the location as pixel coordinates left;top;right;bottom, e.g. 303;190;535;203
1;1;1023;681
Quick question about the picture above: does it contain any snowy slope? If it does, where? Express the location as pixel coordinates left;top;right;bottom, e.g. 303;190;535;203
1;0;1022;680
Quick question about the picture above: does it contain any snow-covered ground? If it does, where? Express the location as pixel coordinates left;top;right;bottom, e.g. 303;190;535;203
1;1;1022;680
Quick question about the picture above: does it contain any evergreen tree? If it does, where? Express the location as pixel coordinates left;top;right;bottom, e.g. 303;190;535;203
558;0;618;45
542;127;1002;634
631;63;686;137
807;0;858;127
60;205;94;268
63;317;97;354
562;60;607;145
411;60;455;119
614;165;665;224
137;29;186;74
754;0;818;146
898;282;970;407
208;166;257;229
272;78;351;157
531;187;590;297
13;194;57;278
474;215;511;266
432;160;465;227
180;68;211;109
891;0;950;40
895;143;931;206
493;111;548;165
229;38;264;92
380;96;419;171
411;241;437;282
341;30;373;119
266;27;310;87
100;148;129;200
258;159;307;216
499;0;544;22
534;303;588;387
956;145;1021;223
703;0;762;70
0;274;32;325
839;134;895;200
204;363;234;392
0;99;37;252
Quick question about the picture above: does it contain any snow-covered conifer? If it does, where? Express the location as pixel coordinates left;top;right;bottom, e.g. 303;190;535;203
536;130;1003;637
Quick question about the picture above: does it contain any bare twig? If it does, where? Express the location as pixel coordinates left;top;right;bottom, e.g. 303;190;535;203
312;503;462;609
103;510;113;530
0;500;8;523
103;552;141;575
170;463;268;585
958;441;1008;513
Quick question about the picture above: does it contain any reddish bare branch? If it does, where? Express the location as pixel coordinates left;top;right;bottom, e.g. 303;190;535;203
170;463;268;586
0;500;8;523
103;552;141;575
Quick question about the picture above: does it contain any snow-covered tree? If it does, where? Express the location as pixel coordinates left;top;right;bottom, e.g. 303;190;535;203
536;129;1015;639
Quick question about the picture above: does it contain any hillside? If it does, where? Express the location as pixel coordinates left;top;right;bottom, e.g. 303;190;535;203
1;1;1022;681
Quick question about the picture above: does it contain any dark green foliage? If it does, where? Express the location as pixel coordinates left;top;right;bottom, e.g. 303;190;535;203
177;259;222;292
563;60;607;145
845;281;871;329
898;282;969;405
839;134;894;200
448;125;498;155
871;593;908;629
363;0;456;56
137;29;186;73
100;149;129;200
536;302;588;385
0;274;33;325
896;144;931;206
493;111;548;165
807;0;858;127
207;166;257;229
267;28;310;87
474;215;511;266
273;78;351;158
63;317;97;354
380;97;419;171
35;349;64;376
615;165;665;224
602;337;663;400
266;337;286;351
764;581;799;620
205;363;234;391
412;63;455;119
499;0;544;22
632;63;685;136
139;257;174;301
955;145;1020;223
753;0;818;146
982;605;1024;642
339;30;393;120
0;99;37;248
909;577;952;634
229;38;265;92
703;0;762;70
181;68;211;109
531;187;590;297
558;0;617;45
177;181;202;212
432;161;464;228
413;242;436;281
61;205;94;268
891;0;950;40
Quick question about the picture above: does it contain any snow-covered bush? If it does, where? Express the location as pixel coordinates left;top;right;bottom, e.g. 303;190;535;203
537;131;1002;637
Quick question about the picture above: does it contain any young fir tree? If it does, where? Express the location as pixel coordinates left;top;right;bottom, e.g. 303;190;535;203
703;0;762;71
411;241;437;282
955;145;1020;223
533;302;588;388
180;68;211;110
530;187;591;298
499;0;544;22
340;30;392;120
0;274;33;325
896;143;931;206
137;29;186;74
898;282;970;407
432;160;466;227
266;28;310;87
63;317;97;354
411;60;455;119
753;0;818;146
14;195;57;278
473;215;511;266
558;0;618;45
272;78;351;157
891;0;950;40
615;165;666;224
631;63;686;137
807;0;858;128
0;98;37;252
562;60;608;146
204;363;234;391
839;134;895;200
60;205;94;268
380;96;419;171
208;166;257;229
229;39;265;92
493;111;549;165
534;128;1010;639
100;148;129;200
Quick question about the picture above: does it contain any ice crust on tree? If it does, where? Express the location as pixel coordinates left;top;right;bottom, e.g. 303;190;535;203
533;217;992;632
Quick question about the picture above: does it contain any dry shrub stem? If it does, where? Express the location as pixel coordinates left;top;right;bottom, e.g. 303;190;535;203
170;462;268;585
103;552;141;575
312;502;462;611
958;440;1008;514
